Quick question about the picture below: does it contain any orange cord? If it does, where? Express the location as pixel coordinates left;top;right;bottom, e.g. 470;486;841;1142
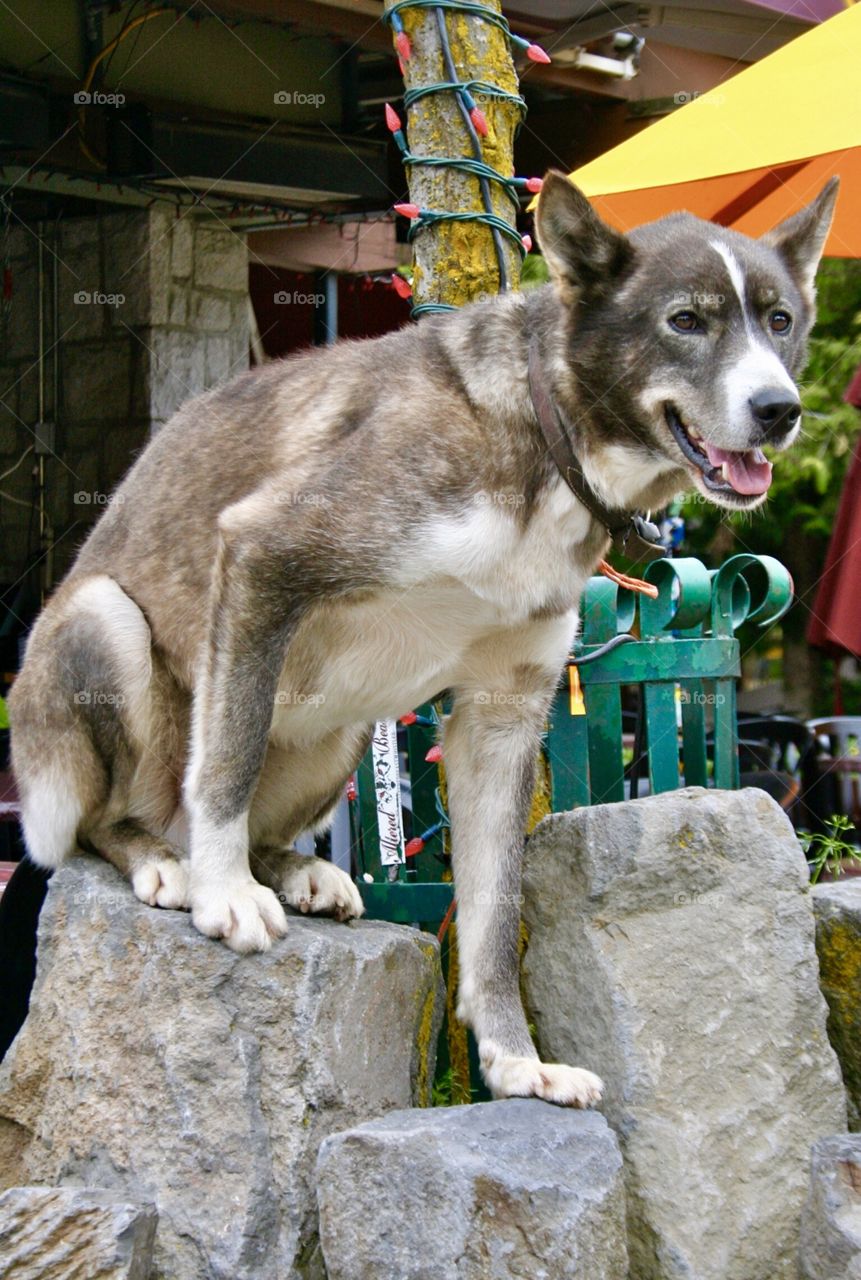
437;896;457;943
598;559;659;598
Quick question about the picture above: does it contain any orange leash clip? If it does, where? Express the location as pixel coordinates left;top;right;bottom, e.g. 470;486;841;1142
598;559;659;599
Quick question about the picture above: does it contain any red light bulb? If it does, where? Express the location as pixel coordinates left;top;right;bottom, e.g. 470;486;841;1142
470;107;488;137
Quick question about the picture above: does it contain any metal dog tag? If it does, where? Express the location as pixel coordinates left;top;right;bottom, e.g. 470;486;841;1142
614;514;666;563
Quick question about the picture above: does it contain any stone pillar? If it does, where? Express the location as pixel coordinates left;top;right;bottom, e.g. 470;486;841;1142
0;206;249;584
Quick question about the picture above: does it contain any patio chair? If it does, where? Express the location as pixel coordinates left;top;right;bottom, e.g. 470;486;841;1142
807;717;861;835
735;715;819;827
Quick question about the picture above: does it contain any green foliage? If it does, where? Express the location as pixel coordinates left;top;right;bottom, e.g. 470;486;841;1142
798;813;861;883
521;252;550;289
0;697;7;731
431;1066;477;1107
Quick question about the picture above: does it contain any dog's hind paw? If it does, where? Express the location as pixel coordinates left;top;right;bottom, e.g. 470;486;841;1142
278;855;365;923
480;1042;603;1108
191;878;288;953
132;857;190;911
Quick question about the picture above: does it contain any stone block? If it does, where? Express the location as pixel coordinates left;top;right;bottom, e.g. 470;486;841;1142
522;788;847;1280
0;856;444;1279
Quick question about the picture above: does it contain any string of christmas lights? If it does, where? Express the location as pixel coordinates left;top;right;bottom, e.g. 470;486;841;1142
383;0;551;66
383;0;549;315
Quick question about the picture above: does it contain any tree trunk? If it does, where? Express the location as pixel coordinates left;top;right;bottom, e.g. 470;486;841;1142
384;1;526;1103
384;0;523;306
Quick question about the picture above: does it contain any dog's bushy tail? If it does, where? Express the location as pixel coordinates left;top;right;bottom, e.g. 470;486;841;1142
9;574;153;868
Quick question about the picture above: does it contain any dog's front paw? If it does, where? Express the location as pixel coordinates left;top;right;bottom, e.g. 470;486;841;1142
279;856;365;923
132;856;190;910
480;1041;603;1108
191;878;288;953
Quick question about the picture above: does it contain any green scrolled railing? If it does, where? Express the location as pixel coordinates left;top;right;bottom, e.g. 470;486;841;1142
354;553;792;924
546;553;792;812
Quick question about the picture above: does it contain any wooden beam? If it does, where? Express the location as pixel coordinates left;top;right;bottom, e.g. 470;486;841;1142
203;0;632;98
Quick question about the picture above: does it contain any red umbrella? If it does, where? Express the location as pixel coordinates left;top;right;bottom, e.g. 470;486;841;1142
807;367;861;663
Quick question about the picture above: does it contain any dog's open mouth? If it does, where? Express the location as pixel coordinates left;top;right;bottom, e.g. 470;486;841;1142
665;405;772;498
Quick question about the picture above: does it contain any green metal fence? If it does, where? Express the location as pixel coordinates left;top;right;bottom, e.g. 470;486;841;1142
353;553;792;925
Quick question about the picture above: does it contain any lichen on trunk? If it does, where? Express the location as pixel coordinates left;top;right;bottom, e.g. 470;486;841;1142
384;0;523;308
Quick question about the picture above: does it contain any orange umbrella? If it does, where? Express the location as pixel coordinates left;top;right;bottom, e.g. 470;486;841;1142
546;4;861;256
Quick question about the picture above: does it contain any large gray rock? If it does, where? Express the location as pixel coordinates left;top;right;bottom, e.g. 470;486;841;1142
813;880;861;1130
0;1185;156;1279
522;787;847;1280
316;1099;628;1279
799;1135;861;1279
0;856;443;1280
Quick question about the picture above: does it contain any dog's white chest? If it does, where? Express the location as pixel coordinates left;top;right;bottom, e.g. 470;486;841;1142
272;485;590;736
403;484;593;613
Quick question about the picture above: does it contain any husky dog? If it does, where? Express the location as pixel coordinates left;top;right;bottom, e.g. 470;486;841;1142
10;173;836;1106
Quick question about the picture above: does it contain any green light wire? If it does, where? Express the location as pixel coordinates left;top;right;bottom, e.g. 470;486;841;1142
411;302;459;316
384;0;516;41
402;78;525;115
400;150;521;212
405;207;526;255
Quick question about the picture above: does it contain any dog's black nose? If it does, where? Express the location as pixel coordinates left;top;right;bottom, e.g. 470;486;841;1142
749;389;801;439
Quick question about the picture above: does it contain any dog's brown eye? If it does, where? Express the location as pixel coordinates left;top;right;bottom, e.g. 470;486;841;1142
670;311;699;333
770;310;792;333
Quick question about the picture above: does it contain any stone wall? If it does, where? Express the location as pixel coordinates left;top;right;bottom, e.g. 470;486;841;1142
0;206;249;587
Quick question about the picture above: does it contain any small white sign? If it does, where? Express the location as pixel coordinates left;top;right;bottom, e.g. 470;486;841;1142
372;719;405;867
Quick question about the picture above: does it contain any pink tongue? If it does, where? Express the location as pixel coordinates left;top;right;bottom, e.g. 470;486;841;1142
703;442;773;496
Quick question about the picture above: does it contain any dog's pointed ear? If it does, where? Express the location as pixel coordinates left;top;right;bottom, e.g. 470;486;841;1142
535;171;634;303
761;177;839;297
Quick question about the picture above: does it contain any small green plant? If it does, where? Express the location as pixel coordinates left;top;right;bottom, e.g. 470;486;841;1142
798;814;861;883
431;1067;476;1108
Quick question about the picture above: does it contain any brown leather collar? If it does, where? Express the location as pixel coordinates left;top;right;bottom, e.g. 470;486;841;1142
527;339;665;564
